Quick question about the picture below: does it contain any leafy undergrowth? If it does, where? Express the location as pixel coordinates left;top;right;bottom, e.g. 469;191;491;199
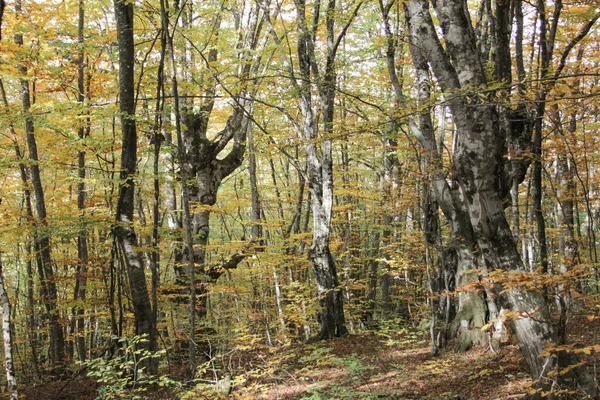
19;315;600;399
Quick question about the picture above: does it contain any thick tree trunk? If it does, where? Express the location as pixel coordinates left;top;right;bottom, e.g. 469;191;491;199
309;207;348;339
165;1;265;312
398;9;488;352
301;78;347;338
450;247;486;351
404;0;597;394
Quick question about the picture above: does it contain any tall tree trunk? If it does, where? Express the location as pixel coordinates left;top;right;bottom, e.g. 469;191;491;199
113;0;156;375
162;0;199;376
74;0;89;364
248;125;288;338
551;45;582;339
291;0;362;340
363;230;380;327
0;255;18;400
148;0;167;375
14;0;65;371
0;79;41;380
377;0;402;320
164;1;265;314
380;0;487;350
379;138;399;319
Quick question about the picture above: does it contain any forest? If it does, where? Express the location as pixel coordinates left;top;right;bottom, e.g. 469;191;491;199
0;0;599;398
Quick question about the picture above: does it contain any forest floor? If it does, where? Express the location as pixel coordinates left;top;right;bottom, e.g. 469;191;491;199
18;315;600;400
228;333;531;400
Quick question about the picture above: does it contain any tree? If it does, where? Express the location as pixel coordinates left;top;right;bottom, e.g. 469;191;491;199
0;254;18;400
113;0;156;374
14;0;65;371
404;0;597;394
1;0;600;396
162;0;267;315
274;0;363;340
72;0;90;365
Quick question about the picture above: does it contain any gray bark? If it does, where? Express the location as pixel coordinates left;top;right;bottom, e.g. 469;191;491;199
291;0;363;340
380;0;487;351
410;33;488;352
160;0;199;378
113;0;156;374
377;0;403;322
404;0;597;394
158;6;273;357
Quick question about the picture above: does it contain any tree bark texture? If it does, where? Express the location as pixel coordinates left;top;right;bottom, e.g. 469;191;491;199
1;74;41;380
291;0;361;340
113;0;156;373
75;0;89;364
0;256;18;400
14;0;65;370
380;0;489;351
168;2;266;312
404;0;597;395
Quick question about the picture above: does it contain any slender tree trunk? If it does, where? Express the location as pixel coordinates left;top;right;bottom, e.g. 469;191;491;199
113;0;156;375
380;139;399;319
248;125;288;339
0;255;18;400
0;80;41;379
144;0;168;374
377;1;402;320
532;106;549;273
363;230;380;327
248;125;263;245
14;0;65;371
292;0;359;339
75;0;89;364
25;242;40;379
162;0;199;376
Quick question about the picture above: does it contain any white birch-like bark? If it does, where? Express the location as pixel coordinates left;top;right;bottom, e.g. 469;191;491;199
0;256;18;400
290;0;361;339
